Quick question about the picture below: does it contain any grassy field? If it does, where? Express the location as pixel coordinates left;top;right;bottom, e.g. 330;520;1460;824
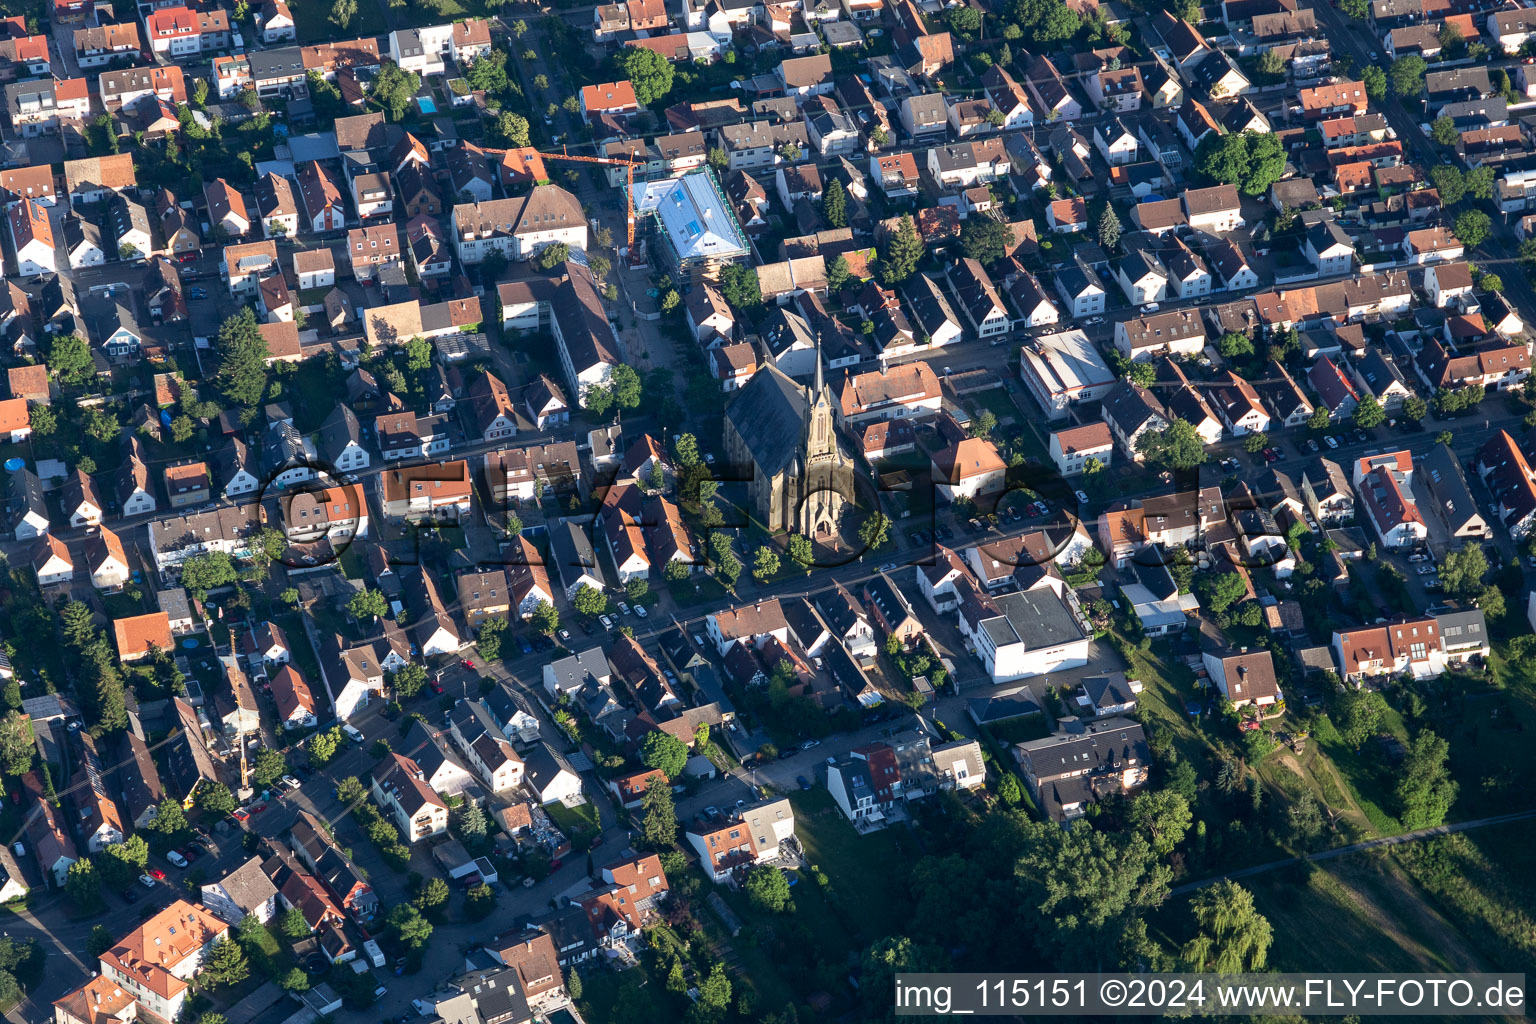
294;0;388;43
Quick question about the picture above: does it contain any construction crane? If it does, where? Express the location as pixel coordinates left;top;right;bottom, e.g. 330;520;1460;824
538;148;645;264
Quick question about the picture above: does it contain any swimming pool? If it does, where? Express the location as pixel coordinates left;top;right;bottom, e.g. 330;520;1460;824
417;96;437;114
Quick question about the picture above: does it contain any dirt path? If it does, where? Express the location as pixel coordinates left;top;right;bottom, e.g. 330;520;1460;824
1171;808;1536;896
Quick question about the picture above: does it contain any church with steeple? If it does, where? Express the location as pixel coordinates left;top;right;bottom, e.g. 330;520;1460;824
722;350;852;537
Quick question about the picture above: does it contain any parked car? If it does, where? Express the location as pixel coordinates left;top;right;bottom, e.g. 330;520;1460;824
797;775;812;790
599;615;614;631
801;739;820;750
1324;436;1339;449
616;601;631;616
148;868;166;881
634;604;648;618
166;850;187;868
139;873;158;888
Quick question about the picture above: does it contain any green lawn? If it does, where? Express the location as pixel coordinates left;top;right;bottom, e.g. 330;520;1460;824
575;966;673;1024
546;800;601;848
293;0;387;43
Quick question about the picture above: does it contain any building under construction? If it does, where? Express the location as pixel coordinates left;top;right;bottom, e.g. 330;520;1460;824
630;168;751;284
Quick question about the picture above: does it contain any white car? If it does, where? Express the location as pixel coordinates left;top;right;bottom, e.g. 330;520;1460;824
1416;564;1434;575
139;874;158;889
634;604;648;618
801;739;821;750
1324;436;1339;449
1075;489;1090;505
280;775;301;791
599;614;615;631
616;601;631;615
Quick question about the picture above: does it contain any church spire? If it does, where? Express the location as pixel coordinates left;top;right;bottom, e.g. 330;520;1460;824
813;329;825;398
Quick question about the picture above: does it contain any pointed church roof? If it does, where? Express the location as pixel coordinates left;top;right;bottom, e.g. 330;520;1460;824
725;362;811;479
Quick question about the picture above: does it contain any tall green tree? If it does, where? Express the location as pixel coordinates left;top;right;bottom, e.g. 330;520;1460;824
718;263;761;313
214;309;270;409
822;178;848;229
640;781;677;848
1389;55;1426;97
1181;881;1272;972
1135;418;1207;470
1352;393;1385;429
960;217;1012;265
370;62;421;121
622;47;674;105
1097;205;1121;251
641;731;689;779
47;334;95;386
880;214;923;284
1194;131;1286;195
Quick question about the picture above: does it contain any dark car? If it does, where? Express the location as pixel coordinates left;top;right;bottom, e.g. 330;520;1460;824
797;775;812;790
777;748;798;761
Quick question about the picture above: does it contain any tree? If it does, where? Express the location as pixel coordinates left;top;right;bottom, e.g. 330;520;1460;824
530;600;559;635
251;748;286;788
572;584;607;618
348;588;388;621
1256;48;1285;77
1097;205;1121;251
719;263;761;313
1218;331;1254;359
1396;731;1457;829
642;730;689;779
328;0;356;27
1307;405;1332;430
1181;881;1272;973
1479;273;1503;293
1194;130;1286;196
465;882;496;920
65;857;99;907
47;334;95;386
879;214;923;284
822;178;847;229
214;308;270;408
970;409;998;437
1127;791;1192;856
1438;544;1487;599
640;781;677;848
1361;64;1387;101
780;140;802;163
1453;210;1491;249
466;50;509;93
1431;115;1458;146
537;242;571;272
414;876;450;915
1286;791;1324;848
308;726;343;767
170;414;195;443
946;3;981;34
196;782;237;816
98;835;149;888
0;711;33;776
1342;0;1367;15
279;905;310;940
146;797;187;836
623;47;674;105
859;511;891;551
370;62;421;121
711;533;741;588
280;967;310;993
181;551;237;600
960;217;1012;265
753;545;780;582
28;404;56;436
1333;689;1387;748
1196;570;1248;616
1241;431;1268;454
1430;165;1465;205
1389;54;1426;97
391;663;428;699
1463;165;1494;201
202;938;250;988
1402;395;1428;423
88;925;115;958
497;111;530;146
1136;418;1207;470
388;904;433;951
826;254;852;294
788;533;814;571
1353;393;1386;429
743;864;793;912
476;616;507;661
